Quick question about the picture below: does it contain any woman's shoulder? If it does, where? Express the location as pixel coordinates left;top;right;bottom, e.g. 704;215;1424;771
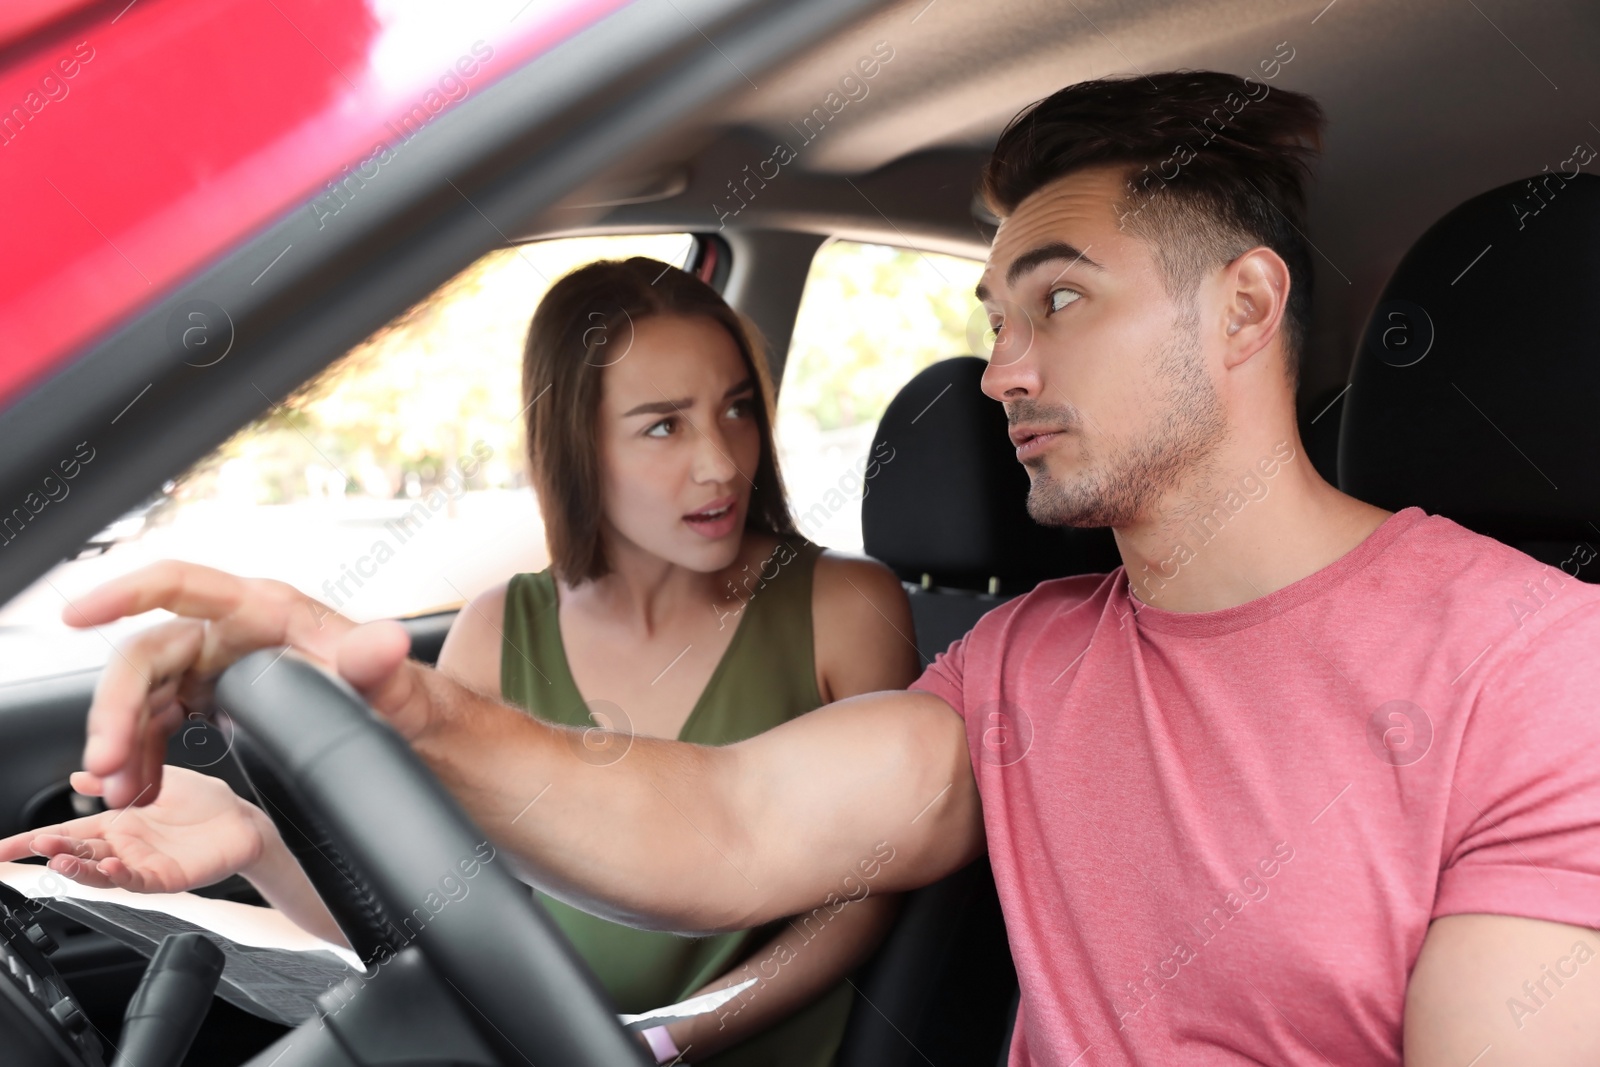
435;580;511;693
812;548;904;616
809;548;919;697
435;569;556;694
733;532;904;622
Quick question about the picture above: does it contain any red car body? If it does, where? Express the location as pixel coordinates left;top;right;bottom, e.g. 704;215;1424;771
0;0;627;409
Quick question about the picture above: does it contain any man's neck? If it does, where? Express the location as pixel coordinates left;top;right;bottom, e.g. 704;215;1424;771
1115;436;1393;613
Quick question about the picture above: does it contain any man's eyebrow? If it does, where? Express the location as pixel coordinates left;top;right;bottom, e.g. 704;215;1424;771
622;378;753;417
975;241;1105;301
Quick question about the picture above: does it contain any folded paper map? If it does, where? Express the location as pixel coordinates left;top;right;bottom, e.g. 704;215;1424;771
0;861;760;1031
619;977;758;1031
0;860;358;1024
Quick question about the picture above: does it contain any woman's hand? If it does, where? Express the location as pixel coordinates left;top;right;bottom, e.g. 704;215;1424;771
0;765;352;947
66;560;432;810
0;765;273;893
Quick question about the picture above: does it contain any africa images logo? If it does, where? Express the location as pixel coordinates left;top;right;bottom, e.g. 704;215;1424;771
1365;700;1432;767
975;698;1034;767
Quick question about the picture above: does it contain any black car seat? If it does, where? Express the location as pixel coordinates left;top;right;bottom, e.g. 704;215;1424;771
859;355;1121;659
1340;171;1600;583
835;356;1118;1067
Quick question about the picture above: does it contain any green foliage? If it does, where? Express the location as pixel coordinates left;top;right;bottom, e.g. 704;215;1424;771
171;235;980;508
177;235;695;504
782;241;983;432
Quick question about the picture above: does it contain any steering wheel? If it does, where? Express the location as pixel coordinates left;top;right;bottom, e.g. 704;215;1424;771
213;648;650;1066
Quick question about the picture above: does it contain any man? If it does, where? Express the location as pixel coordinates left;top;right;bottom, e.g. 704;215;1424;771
37;72;1600;1063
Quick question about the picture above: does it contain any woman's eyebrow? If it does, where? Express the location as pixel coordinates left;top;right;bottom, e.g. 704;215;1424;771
622;397;690;417
621;378;753;417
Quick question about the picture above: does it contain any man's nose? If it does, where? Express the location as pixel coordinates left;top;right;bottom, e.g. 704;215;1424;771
980;316;1044;402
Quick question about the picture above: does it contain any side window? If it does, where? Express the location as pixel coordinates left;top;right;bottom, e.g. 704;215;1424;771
776;240;985;553
0;234;696;685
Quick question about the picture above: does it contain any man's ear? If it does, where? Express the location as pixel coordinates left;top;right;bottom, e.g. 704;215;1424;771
1219;246;1291;371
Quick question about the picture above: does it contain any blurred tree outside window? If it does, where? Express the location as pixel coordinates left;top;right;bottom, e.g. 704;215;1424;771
0;234;694;684
776;240;985;553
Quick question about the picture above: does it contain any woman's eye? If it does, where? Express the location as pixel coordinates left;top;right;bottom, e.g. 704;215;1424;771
1047;287;1081;314
725;397;755;419
644;418;675;438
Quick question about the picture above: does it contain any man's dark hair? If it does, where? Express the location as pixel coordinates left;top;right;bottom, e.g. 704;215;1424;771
980;70;1325;386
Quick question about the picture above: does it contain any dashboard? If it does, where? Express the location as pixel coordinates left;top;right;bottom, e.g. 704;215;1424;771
0;881;102;1067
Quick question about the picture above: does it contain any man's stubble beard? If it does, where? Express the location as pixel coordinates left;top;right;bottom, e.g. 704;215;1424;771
1019;310;1227;529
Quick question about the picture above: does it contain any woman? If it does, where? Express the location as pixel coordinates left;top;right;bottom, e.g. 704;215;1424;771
2;257;919;1065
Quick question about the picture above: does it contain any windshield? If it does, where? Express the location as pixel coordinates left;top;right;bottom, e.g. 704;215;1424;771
0;232;694;686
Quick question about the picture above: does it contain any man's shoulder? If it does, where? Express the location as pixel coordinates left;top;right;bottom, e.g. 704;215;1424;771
1375;509;1600;666
911;570;1118;706
1388;509;1592;582
968;569;1120;642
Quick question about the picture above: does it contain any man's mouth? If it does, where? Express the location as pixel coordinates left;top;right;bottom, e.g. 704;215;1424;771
1009;425;1067;461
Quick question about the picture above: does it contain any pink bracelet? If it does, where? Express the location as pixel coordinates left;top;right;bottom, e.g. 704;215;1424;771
641;1025;682;1064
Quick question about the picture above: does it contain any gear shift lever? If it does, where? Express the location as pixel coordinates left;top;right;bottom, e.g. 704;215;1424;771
110;932;225;1067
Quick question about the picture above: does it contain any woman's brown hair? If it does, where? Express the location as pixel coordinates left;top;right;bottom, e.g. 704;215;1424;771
522;256;796;583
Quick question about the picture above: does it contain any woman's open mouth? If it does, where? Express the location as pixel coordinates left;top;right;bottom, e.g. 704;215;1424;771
683;496;741;540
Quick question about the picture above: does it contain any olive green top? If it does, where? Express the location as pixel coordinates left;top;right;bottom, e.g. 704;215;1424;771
500;539;854;1066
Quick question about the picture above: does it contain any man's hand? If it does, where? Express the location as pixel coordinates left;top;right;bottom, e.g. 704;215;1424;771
67;560;431;809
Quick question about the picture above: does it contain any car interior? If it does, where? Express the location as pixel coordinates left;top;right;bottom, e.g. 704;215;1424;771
0;0;1596;1063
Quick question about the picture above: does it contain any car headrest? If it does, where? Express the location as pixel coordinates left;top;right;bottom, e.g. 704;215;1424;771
1339;172;1600;549
861;356;1120;592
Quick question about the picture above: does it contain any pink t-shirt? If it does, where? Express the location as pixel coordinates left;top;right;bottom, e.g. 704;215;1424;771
912;507;1600;1066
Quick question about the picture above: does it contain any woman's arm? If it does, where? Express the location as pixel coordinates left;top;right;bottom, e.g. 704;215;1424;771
655;889;901;1060
0;765;349;947
238;815;352;947
649;552;921;1060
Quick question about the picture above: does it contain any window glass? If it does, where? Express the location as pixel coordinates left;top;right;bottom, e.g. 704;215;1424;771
0;233;696;686
776;240;985;553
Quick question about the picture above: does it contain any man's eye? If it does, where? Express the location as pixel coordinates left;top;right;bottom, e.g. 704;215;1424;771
645;418;675;438
1048;287;1081;314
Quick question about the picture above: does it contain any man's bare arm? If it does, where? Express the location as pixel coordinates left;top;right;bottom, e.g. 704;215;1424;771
1404;913;1600;1065
68;562;983;936
412;672;983;933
